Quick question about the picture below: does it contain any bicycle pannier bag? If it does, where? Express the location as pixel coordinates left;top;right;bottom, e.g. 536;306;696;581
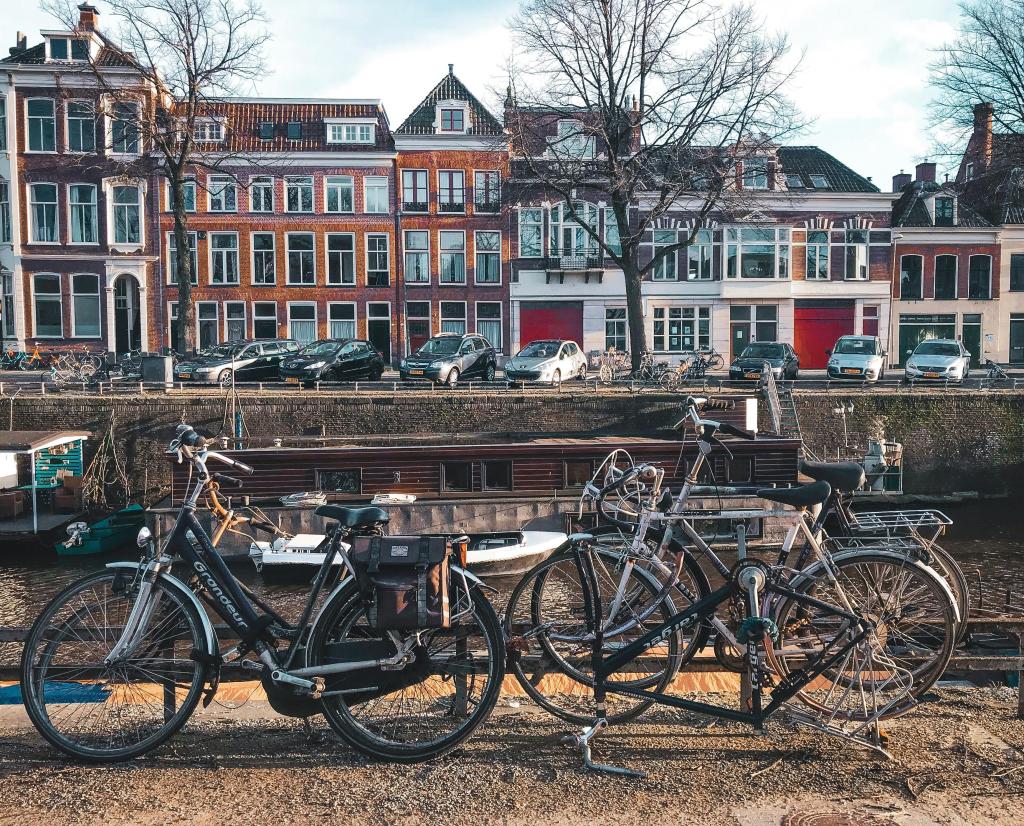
349;536;451;629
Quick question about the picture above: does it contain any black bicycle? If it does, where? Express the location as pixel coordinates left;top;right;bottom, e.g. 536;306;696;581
20;424;505;763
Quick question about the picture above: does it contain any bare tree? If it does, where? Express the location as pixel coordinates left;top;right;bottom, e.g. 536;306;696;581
505;0;800;369
45;0;270;354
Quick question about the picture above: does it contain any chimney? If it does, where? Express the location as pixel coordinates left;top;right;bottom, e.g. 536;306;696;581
892;169;912;191
78;3;99;31
448;63;454;76
915;161;936;183
973;101;994;170
11;32;27;55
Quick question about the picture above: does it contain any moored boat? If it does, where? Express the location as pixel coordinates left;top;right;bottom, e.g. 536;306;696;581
55;504;146;557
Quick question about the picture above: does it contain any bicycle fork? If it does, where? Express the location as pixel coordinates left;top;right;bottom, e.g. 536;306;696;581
104;562;165;665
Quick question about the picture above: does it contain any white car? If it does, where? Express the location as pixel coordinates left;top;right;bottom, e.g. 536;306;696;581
904;339;972;382
504;339;588;384
826;335;886;382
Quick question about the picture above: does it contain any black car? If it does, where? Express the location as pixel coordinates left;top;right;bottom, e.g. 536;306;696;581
400;333;497;386
729;342;800;380
279;339;385;386
174;339;300;385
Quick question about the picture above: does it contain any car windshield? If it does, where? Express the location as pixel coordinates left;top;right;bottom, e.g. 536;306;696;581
741;344;784;359
416;337;461;356
915;341;960;357
199;344;242;359
300;341;344;356
518;341;560;359
834;338;878;356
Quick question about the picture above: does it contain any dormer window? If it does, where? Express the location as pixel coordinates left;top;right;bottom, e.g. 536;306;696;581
193;119;224;142
552;120;595;159
965;162;975;180
325;121;375;144
935;196;955;226
47;36;90;62
440;108;464;132
785;174;804;189
809;175;830;189
742;159;768;190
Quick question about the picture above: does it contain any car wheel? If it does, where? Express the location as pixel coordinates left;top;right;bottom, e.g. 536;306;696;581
551;369;561;386
484;363;496;382
217;369;233;387
445;368;460;388
370;367;383;381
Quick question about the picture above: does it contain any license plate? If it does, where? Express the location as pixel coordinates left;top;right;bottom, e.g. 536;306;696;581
924;371;941;378
841;368;860;375
409;369;424;376
744;372;760;379
177;372;191;378
285;377;299;384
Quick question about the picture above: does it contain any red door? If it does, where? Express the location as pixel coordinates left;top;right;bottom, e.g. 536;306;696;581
794;301;855;369
519;301;584;350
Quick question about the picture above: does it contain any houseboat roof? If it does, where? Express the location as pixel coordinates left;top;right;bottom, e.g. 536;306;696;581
0;431;90;453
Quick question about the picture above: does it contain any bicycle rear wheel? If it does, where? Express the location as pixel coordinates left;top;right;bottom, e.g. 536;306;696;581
706;353;724;370
20;569;209;762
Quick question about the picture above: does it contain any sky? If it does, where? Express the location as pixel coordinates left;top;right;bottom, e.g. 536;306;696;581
11;0;966;190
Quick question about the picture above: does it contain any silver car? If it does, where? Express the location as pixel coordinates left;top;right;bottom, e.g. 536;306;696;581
826;335;886;382
504;339;588;384
904;338;971;382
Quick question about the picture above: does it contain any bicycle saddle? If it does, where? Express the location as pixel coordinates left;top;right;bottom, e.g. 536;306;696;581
314;505;390;528
756;480;831;509
799;460;865;494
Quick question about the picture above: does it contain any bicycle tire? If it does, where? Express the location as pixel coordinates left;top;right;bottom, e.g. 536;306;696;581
307;578;504;763
21;569;209;762
706;354;724;371
924;543;970;643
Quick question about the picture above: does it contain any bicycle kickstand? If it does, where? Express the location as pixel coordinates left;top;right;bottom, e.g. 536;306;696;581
560;717;645;779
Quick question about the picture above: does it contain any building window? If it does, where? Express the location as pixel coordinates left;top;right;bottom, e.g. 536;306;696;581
258;122;274;141
0;98;5;151
441;301;466;335
809;175;830;189
193;120;223;142
438;170;465;213
66;101;95;152
564;459;594;488
965;162;975;180
862;304;880;337
1011;254;1024;292
519;208;543;258
49;37;89;61
440;108;465;132
482;460;512;491
900;255;923;300
806;230;829;280
844;229;869;280
474;171;500;213
401;170;428;212
168;231;198;284
253;301;277;339
208;175;237;212
896;313;956;364
178;179;197;212
327;123;374;143
110;102;139;154
653;306;710;352
285;176;314;212
33;274;62;337
935;197;954;226
252;232;275;285
475;231;501;284
731;304;778;341
327;233;355;285
69;184;98;244
366;233;390;287
686;229;715;280
250;176;273;212
605;308;627;350
968;255;992;299
288;303;317;345
2;272;15;338
785;174;804;189
0;183;10;244
652;229;677;281
27;99;56;152
71;274;100;338
328;303;356;339
742;159;768;189
112;185;142;245
476;302;502;351
440;231;466;284
29;183;58;243
553;120;595;159
225;301;246;341
286;121;302;140
404;230;430;283
442;461;472;492
286;233;315;285
168;302;179;346
197;302;219;349
325;176;354;213
725;227;790;279
364;176;389;213
551;201;598;256
210;232;239;284
406;301;431;353
604;208;621;257
934;255;957;300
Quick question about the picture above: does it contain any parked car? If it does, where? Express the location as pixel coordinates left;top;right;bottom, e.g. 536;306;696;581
504;339;588;384
174;339;300;385
826;335;887;382
400;333;497;386
729;342;800;380
904;338;971;382
279;338;385;386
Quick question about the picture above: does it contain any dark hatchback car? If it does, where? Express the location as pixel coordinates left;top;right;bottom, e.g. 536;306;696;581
279;339;385;386
400;333;497;386
729;342;800;380
175;339;300;385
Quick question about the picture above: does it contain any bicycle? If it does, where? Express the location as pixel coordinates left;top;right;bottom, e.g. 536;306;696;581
659;348;725;391
0;347;26;370
597;347;630;383
631;351;671;387
984;359;1010;382
20;423;505;763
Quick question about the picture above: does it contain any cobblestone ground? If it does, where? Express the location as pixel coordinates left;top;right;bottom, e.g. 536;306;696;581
0;687;1021;825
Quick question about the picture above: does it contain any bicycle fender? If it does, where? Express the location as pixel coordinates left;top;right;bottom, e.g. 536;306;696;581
105;562;219;655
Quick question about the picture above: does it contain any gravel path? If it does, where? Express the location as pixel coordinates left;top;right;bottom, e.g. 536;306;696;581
1;687;1021;825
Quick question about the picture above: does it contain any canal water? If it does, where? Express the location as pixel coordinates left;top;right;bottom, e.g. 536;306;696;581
0;497;1021;634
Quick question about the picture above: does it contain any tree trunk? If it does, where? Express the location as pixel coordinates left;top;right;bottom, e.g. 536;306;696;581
169;173;196;355
622;258;646;373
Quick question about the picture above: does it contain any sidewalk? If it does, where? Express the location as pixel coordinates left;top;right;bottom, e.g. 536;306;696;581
0;686;1020;825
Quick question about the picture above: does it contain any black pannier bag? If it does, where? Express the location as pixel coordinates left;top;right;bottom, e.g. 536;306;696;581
349;536;451;629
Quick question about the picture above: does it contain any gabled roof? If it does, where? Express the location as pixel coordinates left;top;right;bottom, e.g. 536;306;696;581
777;146;880;193
396;67;504;136
891;180;993;228
1;43;45;64
1;40;135;68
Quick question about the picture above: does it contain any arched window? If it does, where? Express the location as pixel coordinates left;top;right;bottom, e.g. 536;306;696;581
549;201;598;257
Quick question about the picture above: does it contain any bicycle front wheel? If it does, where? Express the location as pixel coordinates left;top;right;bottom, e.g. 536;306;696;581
20;569;209;762
706;353;724;370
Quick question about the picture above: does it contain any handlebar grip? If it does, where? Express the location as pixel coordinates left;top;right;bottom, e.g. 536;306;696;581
718;421;756;440
234;461;255;475
250;519;280;534
212;472;243;488
704;398;735;411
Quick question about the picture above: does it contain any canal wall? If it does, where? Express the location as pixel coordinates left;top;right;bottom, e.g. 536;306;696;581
3;387;1023;499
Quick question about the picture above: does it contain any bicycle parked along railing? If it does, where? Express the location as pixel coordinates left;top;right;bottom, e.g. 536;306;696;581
658;348;725;391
